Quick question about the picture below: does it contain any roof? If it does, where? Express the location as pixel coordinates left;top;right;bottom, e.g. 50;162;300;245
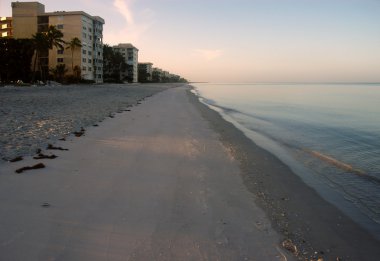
113;43;139;51
44;11;105;24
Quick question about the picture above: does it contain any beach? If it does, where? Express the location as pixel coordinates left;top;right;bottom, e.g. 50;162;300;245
0;84;379;260
0;84;289;260
189;86;380;260
0;83;171;160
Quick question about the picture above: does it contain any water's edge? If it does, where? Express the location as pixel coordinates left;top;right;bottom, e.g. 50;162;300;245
187;86;380;261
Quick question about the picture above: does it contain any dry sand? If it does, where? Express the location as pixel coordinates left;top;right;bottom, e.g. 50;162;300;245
0;86;292;260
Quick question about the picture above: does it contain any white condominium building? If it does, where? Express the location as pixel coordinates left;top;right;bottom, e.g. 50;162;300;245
11;1;105;83
113;43;139;83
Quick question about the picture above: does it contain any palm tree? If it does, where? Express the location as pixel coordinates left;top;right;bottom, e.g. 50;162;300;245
66;37;82;73
32;26;64;82
73;65;81;79
103;44;127;82
46;25;65;50
31;32;49;82
50;64;67;82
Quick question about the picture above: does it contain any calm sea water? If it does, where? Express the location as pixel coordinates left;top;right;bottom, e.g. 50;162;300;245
192;83;380;238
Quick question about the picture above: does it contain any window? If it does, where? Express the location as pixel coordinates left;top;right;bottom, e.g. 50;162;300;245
98;74;102;79
82;58;86;62
57;24;63;29
82;49;87;54
88;27;92;32
88;59;92;63
88;67;92;71
57;49;64;54
82;66;86;71
38;16;48;24
89;36;92;40
88;51;92;55
83;26;87;30
57;58;64;63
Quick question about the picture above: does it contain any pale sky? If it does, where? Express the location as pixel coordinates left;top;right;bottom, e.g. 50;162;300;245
1;0;380;82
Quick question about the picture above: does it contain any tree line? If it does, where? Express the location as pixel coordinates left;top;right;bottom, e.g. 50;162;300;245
103;44;127;83
0;25;84;84
0;25;188;84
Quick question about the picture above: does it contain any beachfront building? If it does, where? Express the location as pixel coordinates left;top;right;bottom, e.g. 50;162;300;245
152;67;163;82
162;70;170;82
0;17;13;38
138;62;153;82
151;67;186;83
113;43;139;83
11;1;105;83
169;74;181;82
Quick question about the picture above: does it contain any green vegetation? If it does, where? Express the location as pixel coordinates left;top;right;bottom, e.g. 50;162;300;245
66;37;82;73
32;25;65;82
0;38;34;84
50;64;68;82
103;44;127;83
0;26;187;85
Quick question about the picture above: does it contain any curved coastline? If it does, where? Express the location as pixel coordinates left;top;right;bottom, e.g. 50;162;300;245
0;85;292;260
187;86;380;261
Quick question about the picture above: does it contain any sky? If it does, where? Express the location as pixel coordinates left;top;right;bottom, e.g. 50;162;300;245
1;0;380;82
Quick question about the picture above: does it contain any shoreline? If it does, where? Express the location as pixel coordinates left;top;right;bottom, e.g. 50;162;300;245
187;87;380;260
1;84;378;260
0;85;290;260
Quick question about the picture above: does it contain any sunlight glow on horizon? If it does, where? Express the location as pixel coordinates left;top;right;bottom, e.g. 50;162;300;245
1;0;379;83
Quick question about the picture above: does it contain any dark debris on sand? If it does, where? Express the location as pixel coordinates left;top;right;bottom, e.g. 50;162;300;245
73;127;85;137
15;163;45;173
47;144;68;151
33;153;57;159
9;156;24;162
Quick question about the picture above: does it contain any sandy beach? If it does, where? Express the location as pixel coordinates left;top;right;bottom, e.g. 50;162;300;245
0;83;171;159
0;85;290;260
1;84;379;260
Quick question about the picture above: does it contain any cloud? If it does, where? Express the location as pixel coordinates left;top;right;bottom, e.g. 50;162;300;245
114;0;134;25
104;0;154;44
195;49;223;61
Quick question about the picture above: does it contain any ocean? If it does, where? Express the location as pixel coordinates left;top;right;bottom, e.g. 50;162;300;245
192;83;380;239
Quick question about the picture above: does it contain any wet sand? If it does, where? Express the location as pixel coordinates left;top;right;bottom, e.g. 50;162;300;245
188;87;380;260
1;84;379;260
0;86;291;260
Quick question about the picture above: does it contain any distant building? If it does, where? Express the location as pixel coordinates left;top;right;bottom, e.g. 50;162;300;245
152;67;163;82
11;1;104;83
138;62;153;82
162;71;170;82
0;17;13;38
113;43;139;83
151;67;185;83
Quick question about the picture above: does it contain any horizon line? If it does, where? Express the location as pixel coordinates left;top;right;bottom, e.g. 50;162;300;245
188;81;380;85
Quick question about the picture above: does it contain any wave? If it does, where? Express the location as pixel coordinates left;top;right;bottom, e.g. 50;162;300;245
198;92;380;186
200;99;272;124
307;150;380;185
